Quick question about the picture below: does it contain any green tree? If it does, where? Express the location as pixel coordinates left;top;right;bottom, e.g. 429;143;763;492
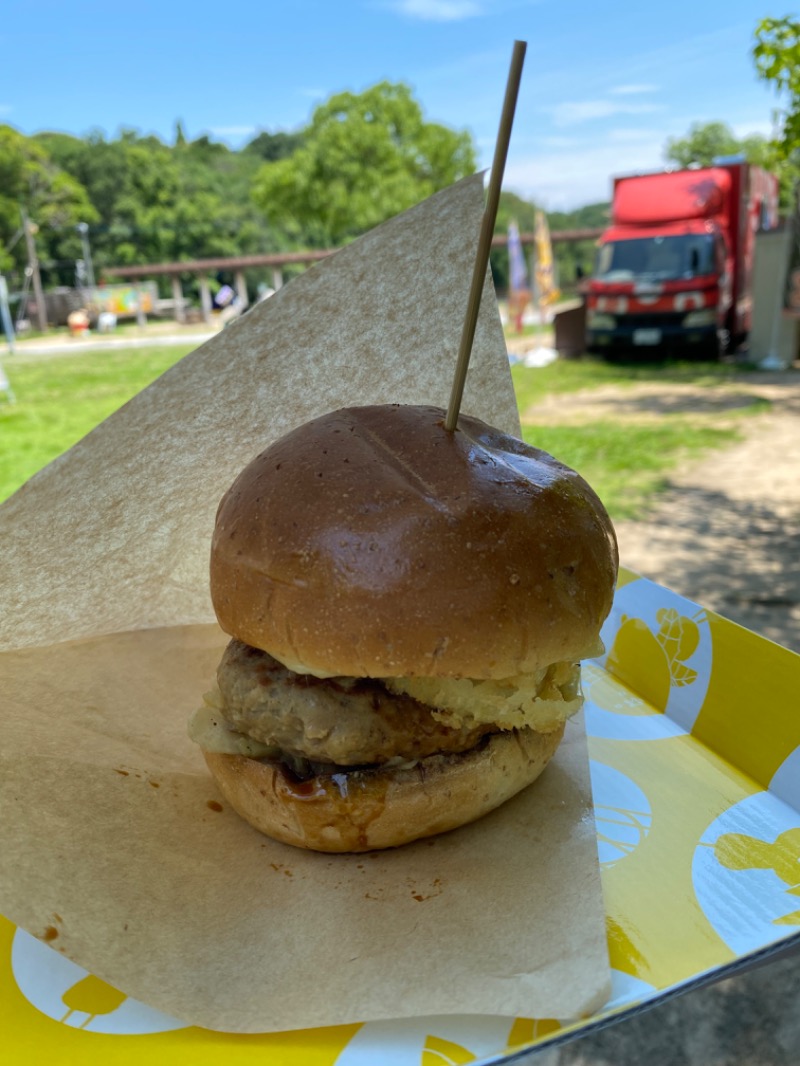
251;81;476;246
754;16;800;161
490;190;538;293
495;190;537;237
664;120;769;168
243;129;303;162
663;116;796;208
489;193;609;297
37;127;294;283
0;125;97;282
546;202;610;290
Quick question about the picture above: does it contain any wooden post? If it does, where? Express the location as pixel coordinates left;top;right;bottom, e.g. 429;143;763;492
171;274;186;324
234;270;249;310
133;286;147;329
271;268;283;291
22;211;47;332
199;276;213;324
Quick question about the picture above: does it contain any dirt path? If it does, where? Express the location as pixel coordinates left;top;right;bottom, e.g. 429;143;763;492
523;370;800;653
518;366;800;1066
611;372;800;654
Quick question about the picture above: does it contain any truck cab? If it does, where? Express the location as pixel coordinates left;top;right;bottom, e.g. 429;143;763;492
586;163;778;359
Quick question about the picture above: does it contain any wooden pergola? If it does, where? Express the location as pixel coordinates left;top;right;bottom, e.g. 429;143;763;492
102;230;603;324
101;250;332;324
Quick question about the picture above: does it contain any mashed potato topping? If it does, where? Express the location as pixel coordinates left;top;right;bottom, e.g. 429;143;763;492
385;660;582;733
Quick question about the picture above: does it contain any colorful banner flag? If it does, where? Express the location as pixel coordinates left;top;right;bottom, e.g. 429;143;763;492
534;210;560;307
507;221;528;293
507;221;532;332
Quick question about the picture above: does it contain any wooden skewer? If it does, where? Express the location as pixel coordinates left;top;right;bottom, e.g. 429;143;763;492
445;39;527;432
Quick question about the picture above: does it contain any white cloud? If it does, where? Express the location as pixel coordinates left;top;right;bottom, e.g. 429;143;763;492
387;0;482;20
550;99;664;126
503;131;669;209
528;109;781;209
730;118;776;140
609;83;658;96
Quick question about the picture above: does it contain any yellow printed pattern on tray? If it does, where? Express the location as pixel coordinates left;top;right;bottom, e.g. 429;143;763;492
1;571;799;1066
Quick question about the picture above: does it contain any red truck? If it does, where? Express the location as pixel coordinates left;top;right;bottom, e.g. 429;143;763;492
586;162;779;358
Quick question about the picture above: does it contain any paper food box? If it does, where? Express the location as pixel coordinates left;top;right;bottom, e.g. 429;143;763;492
1;176;799;1065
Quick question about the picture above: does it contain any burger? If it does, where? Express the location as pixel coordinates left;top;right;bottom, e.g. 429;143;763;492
189;404;618;852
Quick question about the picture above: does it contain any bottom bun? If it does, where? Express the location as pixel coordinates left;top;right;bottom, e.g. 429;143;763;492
203;725;565;852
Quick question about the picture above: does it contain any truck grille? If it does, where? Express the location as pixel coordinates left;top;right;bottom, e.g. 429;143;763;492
617;312;684;328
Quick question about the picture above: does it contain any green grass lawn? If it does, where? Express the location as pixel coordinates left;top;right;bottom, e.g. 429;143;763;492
0;347;760;516
511;356;751;407
0;345;195;502
512;358;759;519
519;419;741;520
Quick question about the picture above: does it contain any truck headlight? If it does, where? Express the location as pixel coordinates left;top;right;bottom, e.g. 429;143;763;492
588;313;616;329
682;309;716;328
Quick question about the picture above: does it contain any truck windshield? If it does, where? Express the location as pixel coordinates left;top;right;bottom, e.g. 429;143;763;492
596;234;716;282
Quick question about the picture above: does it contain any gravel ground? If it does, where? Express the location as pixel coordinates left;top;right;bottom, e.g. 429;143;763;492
515;365;800;1066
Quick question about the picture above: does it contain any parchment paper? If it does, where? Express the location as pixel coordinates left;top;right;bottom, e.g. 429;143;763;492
0;175;610;1031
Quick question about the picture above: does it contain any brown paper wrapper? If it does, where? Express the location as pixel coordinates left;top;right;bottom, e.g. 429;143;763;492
0;175;610;1031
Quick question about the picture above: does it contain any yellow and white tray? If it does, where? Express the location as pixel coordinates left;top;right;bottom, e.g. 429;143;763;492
2;567;799;1064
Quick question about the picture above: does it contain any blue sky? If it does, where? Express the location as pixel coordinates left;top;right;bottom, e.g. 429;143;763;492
0;0;780;209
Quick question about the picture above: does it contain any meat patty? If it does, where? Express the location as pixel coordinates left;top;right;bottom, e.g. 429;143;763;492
216;639;495;767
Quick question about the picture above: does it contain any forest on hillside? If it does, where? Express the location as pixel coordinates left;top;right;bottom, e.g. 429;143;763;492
4;14;800;323
0;81;606;318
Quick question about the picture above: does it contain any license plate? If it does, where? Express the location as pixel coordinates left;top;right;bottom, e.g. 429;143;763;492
633;328;662;345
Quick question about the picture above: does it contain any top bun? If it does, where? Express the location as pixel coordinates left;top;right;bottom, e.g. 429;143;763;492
210;404;618;680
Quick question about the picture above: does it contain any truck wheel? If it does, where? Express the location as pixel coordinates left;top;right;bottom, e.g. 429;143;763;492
729;331;747;353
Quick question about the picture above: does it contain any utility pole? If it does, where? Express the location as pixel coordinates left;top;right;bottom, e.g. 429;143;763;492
21;209;47;332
